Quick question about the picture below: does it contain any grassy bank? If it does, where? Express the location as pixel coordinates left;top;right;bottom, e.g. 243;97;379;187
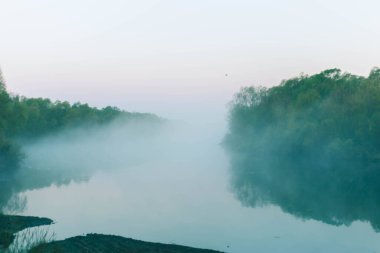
0;215;53;249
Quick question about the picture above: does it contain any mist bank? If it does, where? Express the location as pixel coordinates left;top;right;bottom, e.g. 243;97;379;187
0;115;227;252
0;118;166;213
0;113;224;215
224;68;380;231
0;74;164;213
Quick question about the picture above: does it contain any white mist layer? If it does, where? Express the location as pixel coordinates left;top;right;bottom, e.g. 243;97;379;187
19;118;227;191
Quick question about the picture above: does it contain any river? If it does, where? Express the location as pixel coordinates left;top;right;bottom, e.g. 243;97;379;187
6;120;380;253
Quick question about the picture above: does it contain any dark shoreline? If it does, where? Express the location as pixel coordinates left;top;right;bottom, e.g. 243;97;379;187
0;215;53;248
0;215;224;253
30;234;224;253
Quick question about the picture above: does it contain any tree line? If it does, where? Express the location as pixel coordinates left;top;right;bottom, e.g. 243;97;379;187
224;68;380;230
0;74;160;174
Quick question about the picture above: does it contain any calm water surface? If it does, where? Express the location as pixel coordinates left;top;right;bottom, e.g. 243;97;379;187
12;122;380;253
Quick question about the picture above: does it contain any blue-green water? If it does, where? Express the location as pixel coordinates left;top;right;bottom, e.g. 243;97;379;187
7;123;380;253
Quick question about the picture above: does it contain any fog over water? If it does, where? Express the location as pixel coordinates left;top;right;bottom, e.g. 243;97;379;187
2;1;380;252
0;115;377;253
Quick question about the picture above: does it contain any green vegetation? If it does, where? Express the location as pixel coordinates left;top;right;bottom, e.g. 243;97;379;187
0;74;159;175
224;68;380;230
0;72;163;250
0;215;53;249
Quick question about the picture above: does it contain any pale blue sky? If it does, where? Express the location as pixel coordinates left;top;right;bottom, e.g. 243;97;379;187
1;0;380;122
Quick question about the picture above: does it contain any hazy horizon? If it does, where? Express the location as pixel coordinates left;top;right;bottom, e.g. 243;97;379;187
2;0;380;123
2;2;380;251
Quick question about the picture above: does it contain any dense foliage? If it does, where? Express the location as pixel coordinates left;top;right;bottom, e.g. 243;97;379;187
0;76;159;175
224;68;380;230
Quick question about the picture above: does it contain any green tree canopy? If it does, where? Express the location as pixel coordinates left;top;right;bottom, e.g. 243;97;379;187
224;68;380;231
0;74;161;176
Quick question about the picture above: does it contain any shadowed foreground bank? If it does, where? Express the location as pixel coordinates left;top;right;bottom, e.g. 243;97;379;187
0;216;223;252
30;234;224;253
0;215;53;248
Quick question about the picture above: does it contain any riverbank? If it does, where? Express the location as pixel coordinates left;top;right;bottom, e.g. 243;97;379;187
0;215;53;248
30;234;224;253
0;215;223;253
